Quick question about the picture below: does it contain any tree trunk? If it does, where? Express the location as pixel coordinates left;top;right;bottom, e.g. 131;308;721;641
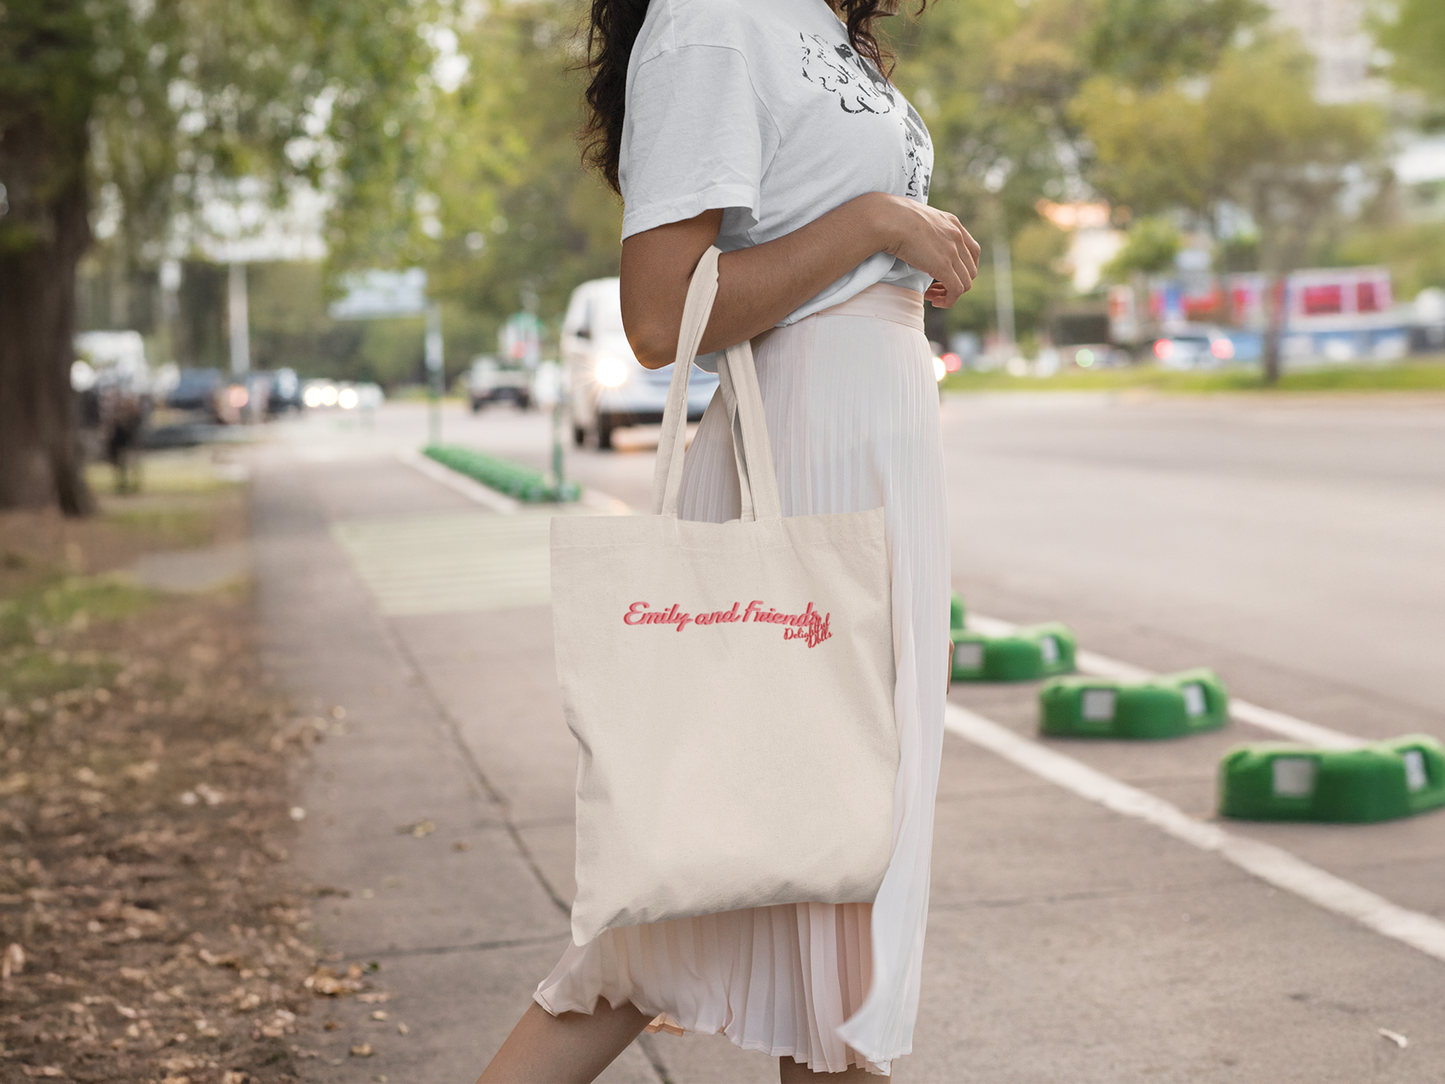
0;115;95;516
1261;270;1286;386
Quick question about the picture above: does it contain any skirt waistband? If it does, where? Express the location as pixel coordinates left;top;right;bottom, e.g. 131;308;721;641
813;283;925;330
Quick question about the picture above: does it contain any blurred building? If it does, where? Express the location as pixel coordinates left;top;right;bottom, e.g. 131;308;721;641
1265;0;1378;103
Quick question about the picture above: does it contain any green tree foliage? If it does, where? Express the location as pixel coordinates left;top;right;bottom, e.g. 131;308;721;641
889;0;1260;341
1086;0;1264;87
426;1;624;335
1073;36;1385;378
893;0;1091;235
1102;216;1181;280
1377;0;1445;100
0;0;443;513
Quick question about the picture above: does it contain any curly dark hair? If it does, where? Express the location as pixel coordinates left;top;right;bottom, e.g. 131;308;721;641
581;0;922;194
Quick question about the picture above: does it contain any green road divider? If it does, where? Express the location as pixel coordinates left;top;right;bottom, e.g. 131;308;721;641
423;444;581;503
1039;668;1229;740
951;622;1076;683
1219;735;1445;823
950;591;966;633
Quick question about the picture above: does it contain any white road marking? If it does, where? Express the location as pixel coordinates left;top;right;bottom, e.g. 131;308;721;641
944;703;1445;964
1227;700;1365;750
967;612;1366;749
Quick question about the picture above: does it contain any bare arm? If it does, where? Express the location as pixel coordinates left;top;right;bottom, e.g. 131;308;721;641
620;192;982;369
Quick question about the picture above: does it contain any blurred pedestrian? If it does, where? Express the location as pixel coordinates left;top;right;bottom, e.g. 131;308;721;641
480;0;977;1080
99;381;147;494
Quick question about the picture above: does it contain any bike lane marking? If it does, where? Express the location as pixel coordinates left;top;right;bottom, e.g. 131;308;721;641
944;702;1445;964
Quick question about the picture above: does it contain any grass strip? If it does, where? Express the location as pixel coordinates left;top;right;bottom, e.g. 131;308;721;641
940;358;1445;395
423;443;581;503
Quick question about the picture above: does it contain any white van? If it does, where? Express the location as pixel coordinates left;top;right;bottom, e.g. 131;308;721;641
561;277;718;449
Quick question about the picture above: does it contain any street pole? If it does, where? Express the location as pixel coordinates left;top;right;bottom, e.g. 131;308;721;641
552;390;565;498
993;230;1016;363
425;302;444;446
227;262;250;376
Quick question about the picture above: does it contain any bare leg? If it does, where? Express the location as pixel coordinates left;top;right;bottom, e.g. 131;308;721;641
780;1056;886;1082
477;999;652;1084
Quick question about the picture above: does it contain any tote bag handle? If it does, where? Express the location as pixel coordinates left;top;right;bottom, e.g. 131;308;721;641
651;247;782;522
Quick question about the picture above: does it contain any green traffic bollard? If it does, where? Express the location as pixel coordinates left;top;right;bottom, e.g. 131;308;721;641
1039;668;1229;740
951;623;1077;683
1218;735;1445;823
950;591;966;632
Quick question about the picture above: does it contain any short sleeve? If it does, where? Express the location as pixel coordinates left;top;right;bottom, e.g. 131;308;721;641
619;45;773;240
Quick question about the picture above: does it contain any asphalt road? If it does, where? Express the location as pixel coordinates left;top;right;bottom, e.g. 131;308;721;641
261;391;1445;1082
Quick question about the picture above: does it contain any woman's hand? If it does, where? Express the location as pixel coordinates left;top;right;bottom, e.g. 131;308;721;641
871;194;981;309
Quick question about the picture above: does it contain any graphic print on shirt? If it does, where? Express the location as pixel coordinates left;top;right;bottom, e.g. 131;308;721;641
799;34;932;199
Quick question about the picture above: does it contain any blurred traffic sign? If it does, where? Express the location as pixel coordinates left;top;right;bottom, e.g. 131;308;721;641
501;311;542;368
1040;668;1229;740
1219;736;1445;823
329;269;429;320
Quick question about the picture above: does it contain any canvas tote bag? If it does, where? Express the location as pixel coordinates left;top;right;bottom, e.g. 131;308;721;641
552;247;898;945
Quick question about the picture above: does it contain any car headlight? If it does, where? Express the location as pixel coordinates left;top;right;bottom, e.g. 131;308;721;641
595;355;628;388
338;387;359;409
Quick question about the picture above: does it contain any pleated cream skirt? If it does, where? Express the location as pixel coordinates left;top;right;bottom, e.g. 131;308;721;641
535;283;950;1076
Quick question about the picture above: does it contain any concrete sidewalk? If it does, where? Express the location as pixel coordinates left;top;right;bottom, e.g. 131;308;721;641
250;415;1445;1084
251;447;765;1082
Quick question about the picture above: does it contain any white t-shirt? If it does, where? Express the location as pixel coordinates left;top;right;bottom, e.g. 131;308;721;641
619;0;934;331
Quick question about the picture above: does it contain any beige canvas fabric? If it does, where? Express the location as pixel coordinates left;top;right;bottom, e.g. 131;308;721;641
552;247;899;945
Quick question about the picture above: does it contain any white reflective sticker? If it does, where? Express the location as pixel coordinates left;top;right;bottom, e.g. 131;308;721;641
1182;683;1207;718
954;642;984;669
1081;688;1116;722
1272;757;1317;798
1403;749;1428;793
1038;636;1059;664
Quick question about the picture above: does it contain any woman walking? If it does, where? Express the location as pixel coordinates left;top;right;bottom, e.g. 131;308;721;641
480;0;977;1079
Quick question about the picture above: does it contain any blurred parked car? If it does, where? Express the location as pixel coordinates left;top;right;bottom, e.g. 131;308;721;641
562;277;718;450
166;368;225;415
467;356;532;411
1152;326;1236;369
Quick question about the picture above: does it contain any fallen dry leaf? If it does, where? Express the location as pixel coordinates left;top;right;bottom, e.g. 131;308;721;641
20;1068;64;1079
4;942;26;979
197;948;244;968
396;820;435;838
123;760;160;783
349;1043;373;1057
305;964;366;997
397;1022;409;1035
1377;1027;1409;1049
